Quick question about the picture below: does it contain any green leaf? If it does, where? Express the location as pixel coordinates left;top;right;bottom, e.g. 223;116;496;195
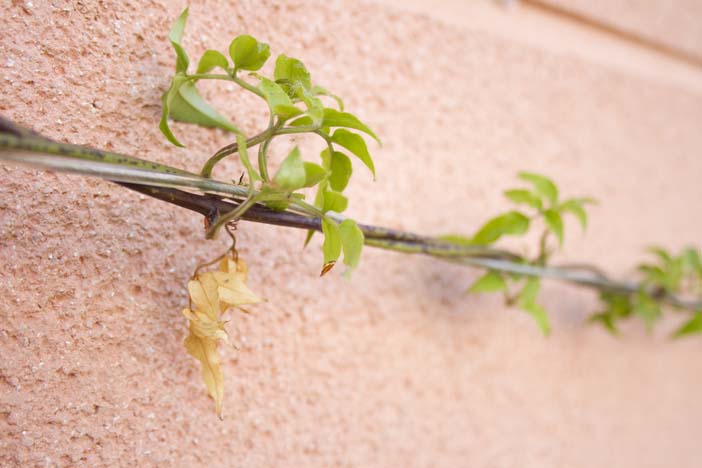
471;211;530;245
588;312;619;336
518;277;541;306
196;49;228;74
287;116;312;127
682;248;702;276
323;108;380;143
274;54;312;94
517;278;550;335
302;94;324;126
647;246;672;264
159;87;184;147
504;189;542;210
229;35;270;71
673;312;702;338
339;219;364;272
169;80;239;130
521;302;551;336
303;162;327;188
322;190;348;213
559;199;588;230
600;292;632;318
311;85;344;110
543;209;564;246
633;289;661;329
321;218;342;265
168;8;190;73
303;229;315;248
273;147;306;191
159;74;241;147
331;129;375;178
518;172;558;206
637;264;667;286
467;271;507;294
329;151;352;192
258;77;302;119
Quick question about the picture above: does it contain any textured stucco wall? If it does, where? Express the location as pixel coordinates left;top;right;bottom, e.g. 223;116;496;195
538;0;702;62
1;1;702;467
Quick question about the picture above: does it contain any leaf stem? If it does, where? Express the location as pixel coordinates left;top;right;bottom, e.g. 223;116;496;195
231;75;265;99
185;73;234;82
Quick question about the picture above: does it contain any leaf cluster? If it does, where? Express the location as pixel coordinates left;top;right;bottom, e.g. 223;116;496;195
160;8;379;275
462;172;595;334
591;246;702;337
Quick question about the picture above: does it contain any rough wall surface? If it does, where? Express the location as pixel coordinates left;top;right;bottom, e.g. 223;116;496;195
1;1;701;467
538;0;702;62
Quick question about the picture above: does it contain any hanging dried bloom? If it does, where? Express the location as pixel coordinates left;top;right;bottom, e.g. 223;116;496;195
183;253;262;418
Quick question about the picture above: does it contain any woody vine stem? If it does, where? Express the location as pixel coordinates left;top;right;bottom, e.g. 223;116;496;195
0;117;699;313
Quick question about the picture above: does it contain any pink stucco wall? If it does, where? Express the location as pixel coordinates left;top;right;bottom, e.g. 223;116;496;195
1;1;701;466
538;0;702;62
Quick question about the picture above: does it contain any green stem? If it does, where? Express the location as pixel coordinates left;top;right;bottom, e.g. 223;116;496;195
200;124;317;178
231;75;265;99
185;73;234;82
201;128;274;178
205;193;263;239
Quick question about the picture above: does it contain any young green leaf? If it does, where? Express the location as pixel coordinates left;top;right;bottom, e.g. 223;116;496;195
303;162;327;188
329;151;353;192
302;94;324;126
168;8;190;73
588;312;619;336
637;264;667;286
159;86;184;147
322;190;348;213
196;49;229;74
521;302;551;336
518;172;558;206
517;278;550;335
321;217;342;268
543;209;564;246
518;277;541;306
287;115;313;127
160;74;241;147
323;108;380;143
673;312;702;338
682;248;702;276
273;147;306;191
229;35;270;71
467;271;507;293
303;229;315;248
339;219;364;272
331;129;375;178
471;211;530;245
311;85;344;110
274;54;312;93
504;189;542;210
599;292;633;319
647;246;673;264
633;289;661;330
258;77;303;119
559;199;588;230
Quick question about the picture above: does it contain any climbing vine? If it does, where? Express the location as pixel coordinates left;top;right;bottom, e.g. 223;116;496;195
0;8;700;417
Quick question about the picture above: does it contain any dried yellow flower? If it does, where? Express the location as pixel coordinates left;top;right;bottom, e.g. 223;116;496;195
183;253;261;418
